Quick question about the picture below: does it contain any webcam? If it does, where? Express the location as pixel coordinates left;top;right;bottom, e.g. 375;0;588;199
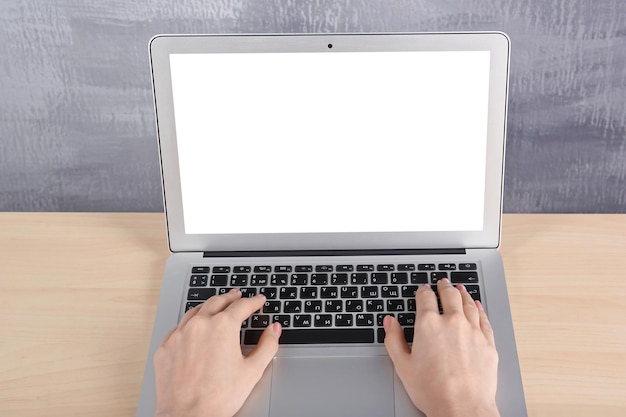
327;43;333;49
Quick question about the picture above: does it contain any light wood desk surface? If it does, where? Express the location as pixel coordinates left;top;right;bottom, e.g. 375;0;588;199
0;213;625;417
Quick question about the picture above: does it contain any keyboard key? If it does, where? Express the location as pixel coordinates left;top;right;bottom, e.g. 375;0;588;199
398;313;416;326
218;287;233;294
279;287;298;299
351;273;368;285
345;300;364;312
377;264;394;271
331;273;348;285
335;314;353;326
251;314;270;328
325;300;343;312
387;299;404;311
390;272;408;284
377;329;385;343
274;265;292;272
407;299;416;311
240;287;257;297
254;266;272;273
404;327;414;342
293;314;312;327
438;263;457;271
187;288;216;300
213;266;231;273
291;273;308;285
190;275;208;287
314;314;333;327
336;265;354;272
459;263;477;270
300;287;318;299
366;299;384;312
210;274;228;286
250;274;268;286
398;264;415;271
381;286;399;298
263;301;281;313
340;286;359;298
377;327;413;344
234;266;251;273
430;272;448;283
304;300;323;313
361;286;379;298
185;301;202;312
295;265;313;272
320;286;338;298
259;287;277;299
356;313;374;326
284;301;302;313
357;265;374;271
377;313;394;326
465;285;481;301
310;273;328;285
410;272;428;284
418;264;436;271
316;265;333;272
230;274;248;286
273;315;291;327
371;273;388;284
192;266;210;273
451;272;479;283
244;328;375;345
271;274;288;285
401;285;418;298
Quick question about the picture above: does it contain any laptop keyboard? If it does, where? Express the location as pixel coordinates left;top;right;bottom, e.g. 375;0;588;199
185;262;481;345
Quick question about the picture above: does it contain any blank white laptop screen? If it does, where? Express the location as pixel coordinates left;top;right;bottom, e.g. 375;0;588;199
169;51;490;235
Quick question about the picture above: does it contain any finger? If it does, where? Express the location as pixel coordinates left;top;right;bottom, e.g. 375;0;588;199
414;283;438;316
224;293;267;323
437;278;463;315
383;315;410;365
476;301;496;346
246;322;281;376
198;288;242;316
458;285;480;327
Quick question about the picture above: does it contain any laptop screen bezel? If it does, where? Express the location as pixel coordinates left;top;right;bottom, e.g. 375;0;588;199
150;32;509;252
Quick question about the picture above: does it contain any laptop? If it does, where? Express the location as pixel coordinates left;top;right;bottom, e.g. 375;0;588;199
137;32;527;417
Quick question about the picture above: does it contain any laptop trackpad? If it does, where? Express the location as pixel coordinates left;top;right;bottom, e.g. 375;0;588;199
269;356;395;417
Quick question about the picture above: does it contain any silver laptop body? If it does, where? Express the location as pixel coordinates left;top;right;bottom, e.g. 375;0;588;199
137;32;527;417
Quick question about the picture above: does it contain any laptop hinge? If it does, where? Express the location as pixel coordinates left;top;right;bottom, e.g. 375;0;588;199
202;248;466;258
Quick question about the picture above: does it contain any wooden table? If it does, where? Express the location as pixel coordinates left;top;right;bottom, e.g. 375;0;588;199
0;213;625;417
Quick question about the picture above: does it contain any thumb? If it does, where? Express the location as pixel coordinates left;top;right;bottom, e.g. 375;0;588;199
246;322;281;375
383;315;410;366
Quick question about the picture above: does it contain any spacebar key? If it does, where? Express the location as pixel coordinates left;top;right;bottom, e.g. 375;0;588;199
244;329;374;345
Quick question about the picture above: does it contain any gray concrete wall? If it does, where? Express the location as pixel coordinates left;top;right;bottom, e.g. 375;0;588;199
1;0;624;212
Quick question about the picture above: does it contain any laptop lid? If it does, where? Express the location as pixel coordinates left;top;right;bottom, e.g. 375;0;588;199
149;32;509;253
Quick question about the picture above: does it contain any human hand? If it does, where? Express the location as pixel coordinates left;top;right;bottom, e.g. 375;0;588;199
383;279;500;417
153;289;282;417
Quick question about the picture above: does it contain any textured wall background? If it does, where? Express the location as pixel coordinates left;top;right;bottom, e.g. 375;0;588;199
0;0;624;212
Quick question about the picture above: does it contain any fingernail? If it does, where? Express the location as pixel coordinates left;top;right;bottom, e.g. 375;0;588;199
457;284;466;291
440;278;450;284
419;284;430;291
273;322;282;338
476;300;484;311
229;288;239;293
